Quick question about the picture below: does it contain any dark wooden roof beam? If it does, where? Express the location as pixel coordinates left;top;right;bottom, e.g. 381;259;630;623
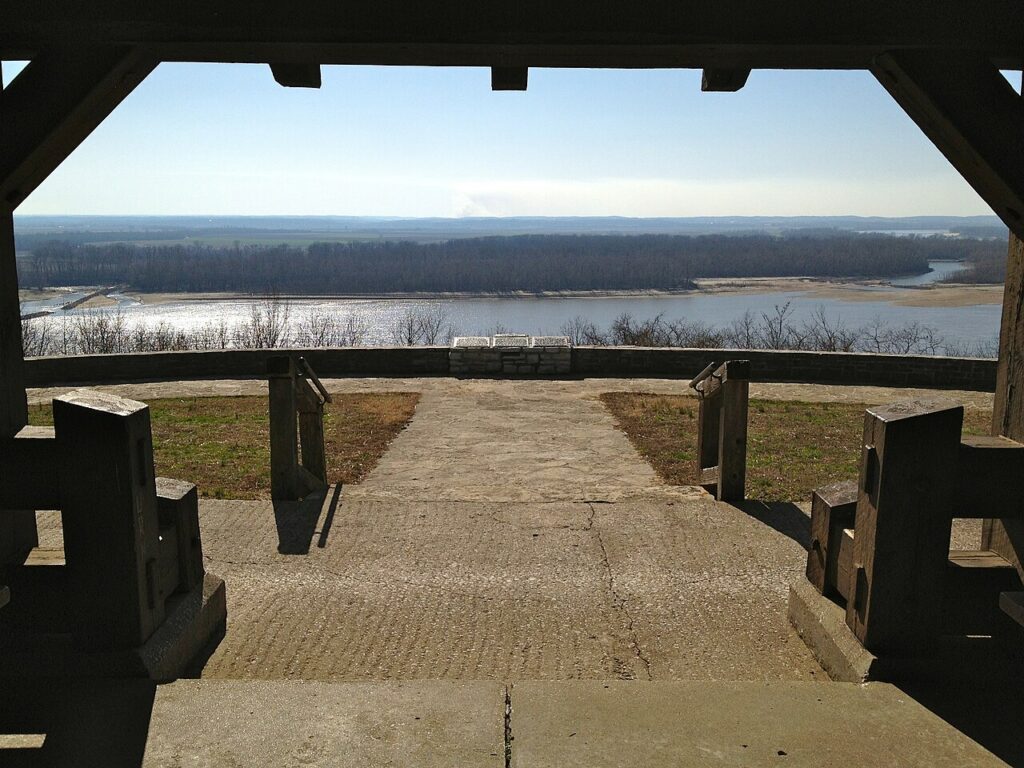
269;63;322;88
701;68;750;92
872;50;1024;240
0;46;156;208
491;66;528;91
2;1;1022;70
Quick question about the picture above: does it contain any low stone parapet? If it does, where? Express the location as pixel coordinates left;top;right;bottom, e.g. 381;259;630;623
450;335;572;376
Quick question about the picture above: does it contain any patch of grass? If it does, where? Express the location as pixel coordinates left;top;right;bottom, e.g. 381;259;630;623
28;393;419;499
600;393;993;503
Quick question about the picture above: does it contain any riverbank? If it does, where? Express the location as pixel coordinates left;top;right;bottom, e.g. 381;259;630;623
119;276;1004;309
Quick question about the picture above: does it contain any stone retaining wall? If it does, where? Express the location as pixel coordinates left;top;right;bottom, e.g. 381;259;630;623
450;346;572;376
23;346;997;391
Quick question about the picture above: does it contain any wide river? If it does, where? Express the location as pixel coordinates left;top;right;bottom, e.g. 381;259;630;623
21;261;1002;352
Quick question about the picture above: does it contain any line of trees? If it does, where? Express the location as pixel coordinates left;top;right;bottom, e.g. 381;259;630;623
17;233;1003;294
20;301;996;359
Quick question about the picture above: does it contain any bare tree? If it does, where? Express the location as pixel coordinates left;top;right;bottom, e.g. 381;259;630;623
233;297;292;349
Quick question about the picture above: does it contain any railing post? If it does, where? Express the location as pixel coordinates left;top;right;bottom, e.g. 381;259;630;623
268;355;299;500
693;360;749;503
717;364;749;502
54;390;166;650
297;386;327;486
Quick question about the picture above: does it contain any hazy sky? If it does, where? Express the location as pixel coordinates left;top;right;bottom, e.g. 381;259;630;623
3;61;1016;218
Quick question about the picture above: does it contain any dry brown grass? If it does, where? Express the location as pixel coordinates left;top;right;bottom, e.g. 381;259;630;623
28;393;419;499
601;393;993;503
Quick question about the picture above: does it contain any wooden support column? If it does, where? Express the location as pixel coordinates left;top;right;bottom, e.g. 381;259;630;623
268;356;300;501
0;203;37;565
984;233;1024;575
872;50;1024;240
55;390;165;650
847;399;963;655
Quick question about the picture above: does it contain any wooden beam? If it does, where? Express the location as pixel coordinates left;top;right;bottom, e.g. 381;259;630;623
0;204;38;565
701;68;750;92
491;67;528;91
985;233;1024;577
269;63;322;88
872;50;1024;240
2;2;1022;70
0;46;156;208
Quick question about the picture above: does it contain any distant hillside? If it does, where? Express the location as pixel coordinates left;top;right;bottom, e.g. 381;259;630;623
17;233;1003;295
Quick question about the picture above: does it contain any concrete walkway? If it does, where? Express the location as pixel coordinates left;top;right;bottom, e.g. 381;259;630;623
17;377;1016;765
1;678;1011;766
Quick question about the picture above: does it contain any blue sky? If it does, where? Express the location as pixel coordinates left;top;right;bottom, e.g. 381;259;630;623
2;61;1014;217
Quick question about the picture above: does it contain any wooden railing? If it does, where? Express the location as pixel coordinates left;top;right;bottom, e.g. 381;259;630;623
691;359;750;503
805;398;1024;655
268;355;332;501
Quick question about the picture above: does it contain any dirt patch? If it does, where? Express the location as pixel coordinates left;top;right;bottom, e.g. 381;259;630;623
600;393;993;503
28;393;419;499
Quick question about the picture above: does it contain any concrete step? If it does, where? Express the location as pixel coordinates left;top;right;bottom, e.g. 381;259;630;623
0;679;1015;767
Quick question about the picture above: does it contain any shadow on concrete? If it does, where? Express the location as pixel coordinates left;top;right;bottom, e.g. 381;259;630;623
0;678;155;767
317;484;342;549
273;487;331;554
735;500;811;549
896;676;1024;766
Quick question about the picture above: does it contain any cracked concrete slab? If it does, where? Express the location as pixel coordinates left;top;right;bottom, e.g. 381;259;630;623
150;492;824;682
143;680;505;767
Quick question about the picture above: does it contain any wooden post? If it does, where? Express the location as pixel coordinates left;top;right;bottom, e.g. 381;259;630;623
0;202;38;566
697;390;721;480
806;480;859;597
297;386;327;486
695;360;750;503
717;370;749;502
268;355;299;500
54;390;166;650
846;399;963;656
156;477;205;593
984;233;1024;577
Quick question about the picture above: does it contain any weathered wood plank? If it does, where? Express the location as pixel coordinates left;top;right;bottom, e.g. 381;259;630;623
716;377;748;502
806;479;858;595
54;390;165;649
944;550;1022;635
299;405;327;485
847;399;962;655
268;356;299;501
156;477;205;593
835;528;855;602
985;233;1024;577
955;435;1024;518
